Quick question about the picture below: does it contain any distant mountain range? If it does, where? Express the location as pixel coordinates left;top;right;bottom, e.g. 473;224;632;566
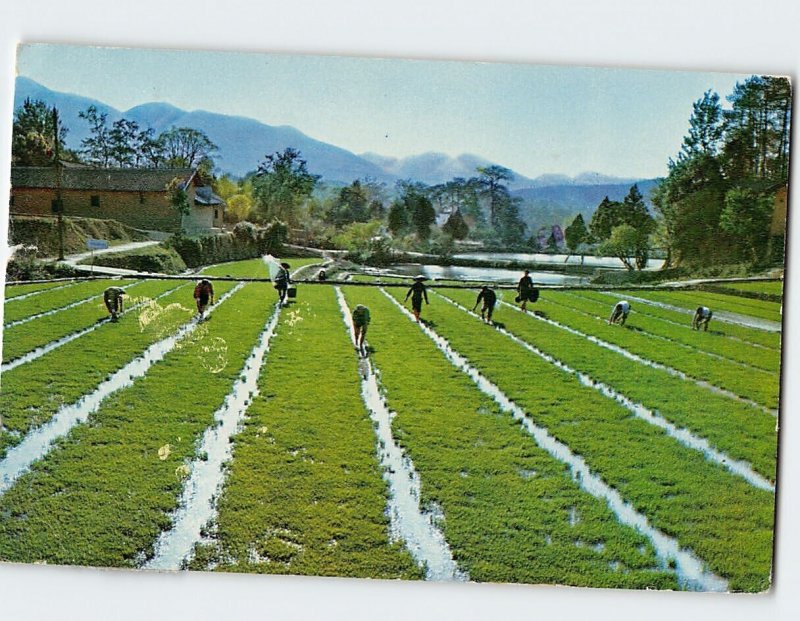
13;76;660;225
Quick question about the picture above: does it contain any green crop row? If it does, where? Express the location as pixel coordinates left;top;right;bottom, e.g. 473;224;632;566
572;289;781;351
561;291;779;373
537;293;779;411
201;257;321;279
0;280;239;460
0;283;275;567
189;285;421;579
384;287;775;591
2;280;182;364
341;286;677;589
4;280;78;299
718;281;783;296
3;279;131;325
628;290;782;324
442;289;777;481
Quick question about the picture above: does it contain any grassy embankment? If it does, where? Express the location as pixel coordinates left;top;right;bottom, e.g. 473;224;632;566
442;288;778;481
0;283;278;567
628;290;782;323
384;287;775;592
0;281;238;459
3;280;129;325
190;285;421;579
1;280;179;364
718;281;782;296
339;286;677;589
561;291;779;373
535;293;779;410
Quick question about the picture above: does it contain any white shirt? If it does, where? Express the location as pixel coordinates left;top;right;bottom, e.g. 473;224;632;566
617;301;630;314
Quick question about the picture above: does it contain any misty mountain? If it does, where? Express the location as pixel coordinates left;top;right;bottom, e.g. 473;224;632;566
13;77;660;222
513;179;660;233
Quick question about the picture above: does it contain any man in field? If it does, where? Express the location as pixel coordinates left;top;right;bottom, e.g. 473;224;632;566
608;300;631;325
692;306;713;331
472;285;497;323
274;262;291;306
517;270;535;312
405;275;429;323
194;278;215;319
351;304;371;355
103;286;126;322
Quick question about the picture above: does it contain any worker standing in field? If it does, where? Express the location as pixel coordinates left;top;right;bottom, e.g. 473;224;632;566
692;306;713;331
274;262;291;306
472;285;497;323
405;275;429;322
517;270;535;312
103;286;126;322
608;300;631;325
351;304;371;356
194;278;215;319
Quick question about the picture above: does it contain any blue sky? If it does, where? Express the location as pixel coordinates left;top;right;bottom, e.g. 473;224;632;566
16;43;751;179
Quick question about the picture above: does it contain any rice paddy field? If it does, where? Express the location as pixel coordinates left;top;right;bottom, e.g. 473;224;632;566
0;261;782;593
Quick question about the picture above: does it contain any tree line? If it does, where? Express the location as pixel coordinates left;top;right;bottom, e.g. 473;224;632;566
12;99;218;176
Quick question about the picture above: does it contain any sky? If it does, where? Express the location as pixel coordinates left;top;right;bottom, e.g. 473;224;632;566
15;43;753;179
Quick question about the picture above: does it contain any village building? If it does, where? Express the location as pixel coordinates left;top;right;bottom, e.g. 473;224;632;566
9;165;225;235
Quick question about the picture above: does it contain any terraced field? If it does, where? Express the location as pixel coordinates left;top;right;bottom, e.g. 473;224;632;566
0;260;781;592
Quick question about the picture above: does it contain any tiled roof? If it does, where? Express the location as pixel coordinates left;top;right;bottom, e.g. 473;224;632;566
11;166;194;192
194;186;226;206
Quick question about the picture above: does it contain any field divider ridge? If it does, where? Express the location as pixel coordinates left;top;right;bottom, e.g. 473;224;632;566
3;281;80;303
145;299;283;570
434;291;774;492
0;283;245;495
497;299;778;418
1;281;186;373
379;288;728;592
335;287;464;581
3;281;143;329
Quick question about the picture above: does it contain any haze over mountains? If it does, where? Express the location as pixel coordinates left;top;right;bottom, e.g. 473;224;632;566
14;76;659;228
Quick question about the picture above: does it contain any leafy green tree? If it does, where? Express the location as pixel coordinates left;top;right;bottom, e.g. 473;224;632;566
598;224;640;271
157;127;218;169
79;105;113;167
387;201;410;235
252;148;319;226
108;118;140;167
564;213;589;254
719;187;774;263
226;194;253;222
11;99;72;166
679;90;724;160
441;209;469;239
476;165;513;226
166;177;191;233
328;179;370;226
590;196;624;240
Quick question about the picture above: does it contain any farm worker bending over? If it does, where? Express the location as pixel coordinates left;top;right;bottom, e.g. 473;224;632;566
194;278;215;318
692;306;713;331
473;285;497;323
351;304;371;355
405;276;429;323
608;300;631;325
517;270;535;312
104;286;126;322
274;262;291;306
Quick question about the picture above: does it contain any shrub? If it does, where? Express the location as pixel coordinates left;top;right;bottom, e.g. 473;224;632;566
166;220;288;268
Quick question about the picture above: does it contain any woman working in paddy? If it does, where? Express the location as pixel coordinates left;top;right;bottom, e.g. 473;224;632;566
405;276;429;322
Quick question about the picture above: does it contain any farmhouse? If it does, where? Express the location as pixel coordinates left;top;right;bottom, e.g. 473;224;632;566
9;165;225;235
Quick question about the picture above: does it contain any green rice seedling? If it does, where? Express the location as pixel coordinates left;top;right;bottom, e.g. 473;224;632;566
384;287;775;592
3;279;131;325
4;280;78;299
718;281;783;296
201;257;322;279
0;284;273;567
339;287;677;589
628;290;782;324
569;289;781;351
189;285;421;579
2;279;180;363
560;291;779;373
0;281;239;460
538;293;779;410
442;288;778;481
